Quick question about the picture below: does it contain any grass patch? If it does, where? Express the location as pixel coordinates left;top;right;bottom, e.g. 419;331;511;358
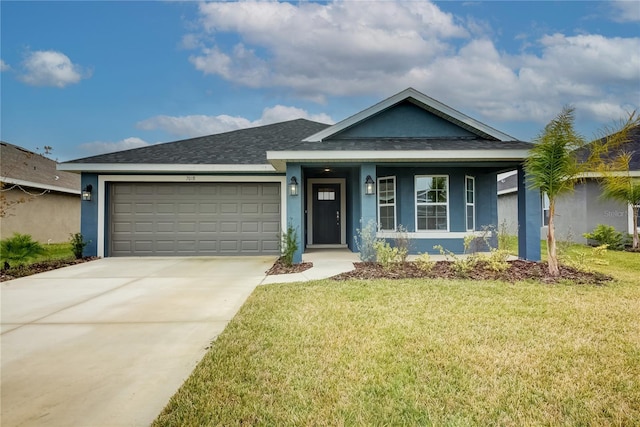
0;242;74;265
154;254;640;426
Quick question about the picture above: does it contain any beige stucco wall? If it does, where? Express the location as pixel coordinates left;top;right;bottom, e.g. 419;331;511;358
0;189;80;243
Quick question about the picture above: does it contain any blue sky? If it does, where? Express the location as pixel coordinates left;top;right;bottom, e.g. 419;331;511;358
1;1;639;162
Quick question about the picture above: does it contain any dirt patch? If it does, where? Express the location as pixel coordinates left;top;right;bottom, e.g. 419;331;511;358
1;257;99;282
332;260;613;285
266;257;313;275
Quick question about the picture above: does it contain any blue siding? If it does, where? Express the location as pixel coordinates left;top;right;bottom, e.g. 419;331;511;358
80;173;99;257
374;166;501;254
347;167;360;251
518;165;542;261
334;101;476;139
286;164;304;263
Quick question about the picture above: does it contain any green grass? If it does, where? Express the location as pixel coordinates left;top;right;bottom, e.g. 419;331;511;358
153;251;640;426
0;242;74;265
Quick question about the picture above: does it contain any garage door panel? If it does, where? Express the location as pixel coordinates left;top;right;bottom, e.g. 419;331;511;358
110;182;281;256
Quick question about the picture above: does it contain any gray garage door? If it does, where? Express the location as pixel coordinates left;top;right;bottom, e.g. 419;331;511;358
109;182;281;256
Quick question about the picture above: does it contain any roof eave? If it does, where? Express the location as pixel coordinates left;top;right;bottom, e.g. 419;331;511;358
266;149;530;172
57;163;278;173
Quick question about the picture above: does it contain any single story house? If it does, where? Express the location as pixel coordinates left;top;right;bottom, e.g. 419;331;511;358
1;141;81;243
59;88;541;262
497;125;640;243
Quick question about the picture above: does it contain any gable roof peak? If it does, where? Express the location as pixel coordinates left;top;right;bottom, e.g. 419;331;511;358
303;87;517;142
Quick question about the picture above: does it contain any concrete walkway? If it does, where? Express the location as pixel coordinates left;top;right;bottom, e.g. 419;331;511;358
261;248;360;284
0;256;276;427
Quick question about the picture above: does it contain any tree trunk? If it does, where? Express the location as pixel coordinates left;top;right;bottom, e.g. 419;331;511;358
633;205;639;249
547;201;560;276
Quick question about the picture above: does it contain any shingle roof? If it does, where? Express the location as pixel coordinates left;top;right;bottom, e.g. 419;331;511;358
0;142;80;192
498;171;518;193
576;125;640;171
66;119;330;165
288;137;532;152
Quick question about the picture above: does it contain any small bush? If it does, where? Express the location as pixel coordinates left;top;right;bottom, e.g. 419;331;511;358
584;224;624;250
393;225;411;263
0;233;45;268
477;249;511;273
434;244;476;278
280;223;299;267
355;219;380;262
69;233;89;259
562;244;610;273
373;241;402;270
415;252;435;273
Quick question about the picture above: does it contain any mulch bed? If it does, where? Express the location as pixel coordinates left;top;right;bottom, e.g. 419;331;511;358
0;257;99;282
332;260;613;285
266;257;313;275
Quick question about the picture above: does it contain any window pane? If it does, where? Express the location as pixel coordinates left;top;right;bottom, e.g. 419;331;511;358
467;205;474;230
417;205;447;230
380;206;395;230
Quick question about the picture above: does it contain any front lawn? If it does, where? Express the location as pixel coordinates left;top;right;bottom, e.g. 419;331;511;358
153;251;640;426
0;242;89;281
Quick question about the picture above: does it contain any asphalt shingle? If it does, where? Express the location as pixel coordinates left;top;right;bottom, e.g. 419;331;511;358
66;119;330;165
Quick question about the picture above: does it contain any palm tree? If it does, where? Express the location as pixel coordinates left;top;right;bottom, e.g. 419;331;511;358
525;107;585;276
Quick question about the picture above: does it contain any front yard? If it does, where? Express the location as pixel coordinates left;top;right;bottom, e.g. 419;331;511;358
153;249;640;426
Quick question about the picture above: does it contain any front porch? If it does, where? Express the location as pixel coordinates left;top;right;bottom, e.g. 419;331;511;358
284;163;540;264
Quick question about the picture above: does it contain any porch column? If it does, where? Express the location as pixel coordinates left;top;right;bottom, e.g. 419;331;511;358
517;165;541;261
81;173;99;257
286;163;304;264
360;163;377;227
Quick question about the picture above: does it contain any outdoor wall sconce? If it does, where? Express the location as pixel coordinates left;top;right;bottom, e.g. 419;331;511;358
81;184;93;201
365;175;376;195
289;176;299;196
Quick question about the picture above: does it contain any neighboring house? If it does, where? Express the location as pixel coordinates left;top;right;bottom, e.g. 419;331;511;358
497;126;640;243
59;88;541;262
1;142;81;243
554;125;640;242
497;170;519;235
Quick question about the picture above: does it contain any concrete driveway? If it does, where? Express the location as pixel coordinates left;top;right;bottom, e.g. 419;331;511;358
1;256;276;427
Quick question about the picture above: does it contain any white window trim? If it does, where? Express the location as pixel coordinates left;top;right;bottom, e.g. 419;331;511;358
542;193;550;226
415;175;450;232
466;175;475;231
629;204;640;234
377;176;397;231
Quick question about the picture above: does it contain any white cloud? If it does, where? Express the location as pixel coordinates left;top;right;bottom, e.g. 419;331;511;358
191;0;467;100
0;59;10;72
137;106;334;138
610;1;640;22
19;50;90;88
80;137;149;156
186;0;639;126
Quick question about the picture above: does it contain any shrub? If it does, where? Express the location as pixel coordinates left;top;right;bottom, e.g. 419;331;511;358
434;244;477;278
69;233;89;259
373;241;402;270
280;223;298;267
583;224;624;250
477;249;511;273
355;219;380;262
562;244;610;273
0;233;45;268
393;225;411;263
415;252;435;273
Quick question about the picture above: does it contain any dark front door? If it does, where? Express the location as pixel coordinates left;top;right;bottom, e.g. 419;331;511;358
312;183;341;244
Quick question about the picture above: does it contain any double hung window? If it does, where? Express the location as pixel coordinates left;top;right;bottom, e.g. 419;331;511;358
466;176;475;231
377;176;396;231
416;176;448;231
